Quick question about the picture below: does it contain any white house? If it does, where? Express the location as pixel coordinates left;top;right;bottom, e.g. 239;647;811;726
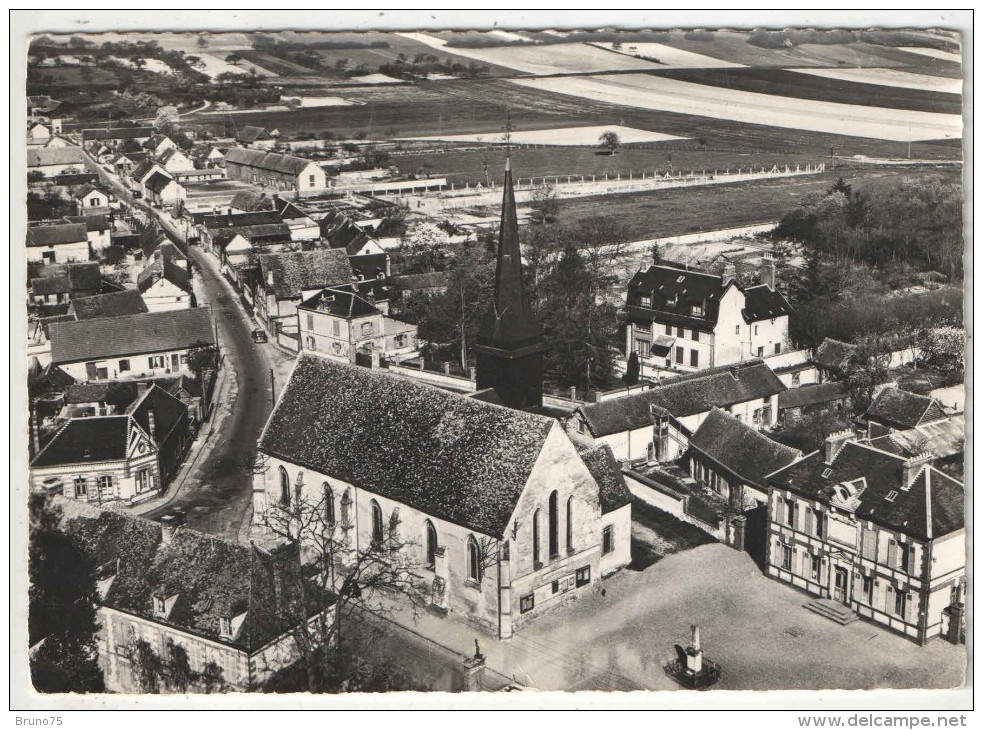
570;359;787;464
27;146;86;177
28;122;52;147
254;249;353;335
766;433;966;645
143;133;178;158
137;257;193;312
145;172;187;208
224;147;327;193
73;184;111;213
158;147;195;174
62;214;111;254
55;500;337;692
49;308;215;382
254;354;633;638
27;222;90;264
623;261;793;374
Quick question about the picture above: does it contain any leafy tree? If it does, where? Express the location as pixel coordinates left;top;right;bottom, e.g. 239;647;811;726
598;130;620;154
197;34;209;49
187;345;218;379
919;324;965;378
225;53;243;66
395;221;451;274
164;639;195;692
530;182;560;224
623;350;640;385
154;105;180;129
842;336;892;413
28;495;105;693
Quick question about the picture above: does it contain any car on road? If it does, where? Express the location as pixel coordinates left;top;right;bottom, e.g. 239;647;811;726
131;188;143;199
251;328;268;343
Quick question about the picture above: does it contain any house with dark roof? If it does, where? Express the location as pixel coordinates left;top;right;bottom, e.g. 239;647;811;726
813;338;857;382
255;354;632;637
138;257;193;312
61;381;139;418
30;415;161;503
778;381;852;426
235;125;276;148
63;213;111;253
142;133;178;158
27;221;90;264
126;384;192;485
255;250;353;334
623;261;792;375
68;290;149;321
215;223;293;271
224;147;326;192
71;183;111;213
765;433;965;644
864;387;948;436
27;146;86;177
157;146;195;174
297;287;417;365
197;210;285;252
30;262;103;305
145;171;186;208
50;308;215;382
571;359;786;463
55;499;336;692
687;408;801;508
82;126;154;147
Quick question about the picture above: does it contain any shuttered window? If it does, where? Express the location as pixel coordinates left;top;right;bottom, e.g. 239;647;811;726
861;528;877;561
804;508;814;536
887;539;899;570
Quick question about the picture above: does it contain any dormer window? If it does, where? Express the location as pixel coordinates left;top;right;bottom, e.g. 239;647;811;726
822;468;833;479
219;617;232;638
885;490;898;502
153;596;166;617
690;304;703;317
676;275;686;283
640;295;652;307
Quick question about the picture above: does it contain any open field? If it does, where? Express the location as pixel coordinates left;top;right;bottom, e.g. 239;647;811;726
189;79;962;161
400;124;686;146
552;164;961;241
652;67;961;114
400;32;663;75
899;46;963;63
511;73;962;142
593;42;743;68
791;67;964;94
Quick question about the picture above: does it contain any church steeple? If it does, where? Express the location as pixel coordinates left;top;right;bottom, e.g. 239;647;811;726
474;157;544;410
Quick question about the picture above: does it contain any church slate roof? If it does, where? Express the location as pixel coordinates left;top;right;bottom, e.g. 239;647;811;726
259;354;556;537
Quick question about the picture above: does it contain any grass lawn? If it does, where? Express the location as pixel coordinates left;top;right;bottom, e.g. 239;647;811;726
630;497;716;570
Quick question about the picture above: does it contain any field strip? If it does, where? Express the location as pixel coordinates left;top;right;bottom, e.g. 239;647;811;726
398;31;662;75
509;74;962;142
591;42;744;68
399;125;686;146
897;46;962;63
790;67;962;94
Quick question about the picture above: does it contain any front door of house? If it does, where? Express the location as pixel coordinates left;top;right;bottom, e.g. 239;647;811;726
833;566;850;604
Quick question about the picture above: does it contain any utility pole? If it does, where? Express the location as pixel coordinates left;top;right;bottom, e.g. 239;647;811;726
270;368;276;404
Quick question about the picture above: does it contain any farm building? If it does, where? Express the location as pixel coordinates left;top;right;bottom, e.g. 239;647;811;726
623;260;793;375
157;147;195;174
29;262;104;306
67;290;149;321
863;387;948;436
82;126;154;148
27;221;90;264
254;353;632;638
27;146;86;177
235;125;276;149
223;148;326;193
28;122;52;146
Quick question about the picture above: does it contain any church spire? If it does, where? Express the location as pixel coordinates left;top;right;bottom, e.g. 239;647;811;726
473;152;544;410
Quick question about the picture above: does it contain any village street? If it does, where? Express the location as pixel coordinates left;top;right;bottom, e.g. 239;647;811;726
377;543;966;692
84;154;293;538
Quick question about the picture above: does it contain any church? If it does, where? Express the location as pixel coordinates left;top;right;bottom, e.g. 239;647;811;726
252;160;633;637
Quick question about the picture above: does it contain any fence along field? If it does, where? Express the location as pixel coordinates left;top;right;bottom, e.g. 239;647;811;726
510;73;962;142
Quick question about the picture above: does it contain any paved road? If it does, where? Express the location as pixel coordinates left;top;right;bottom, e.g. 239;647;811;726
84;151;279;538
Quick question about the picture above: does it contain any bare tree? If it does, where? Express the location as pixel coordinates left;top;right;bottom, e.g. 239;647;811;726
257;483;427;692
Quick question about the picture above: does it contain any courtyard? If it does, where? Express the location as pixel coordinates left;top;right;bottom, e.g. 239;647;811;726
380;542;966;692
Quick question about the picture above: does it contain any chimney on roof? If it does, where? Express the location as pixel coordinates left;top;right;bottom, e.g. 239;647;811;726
823;429;855;464
902;451;934;489
267;270;274;288
759;256;776;290
722;262;736;286
729;365;739;380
